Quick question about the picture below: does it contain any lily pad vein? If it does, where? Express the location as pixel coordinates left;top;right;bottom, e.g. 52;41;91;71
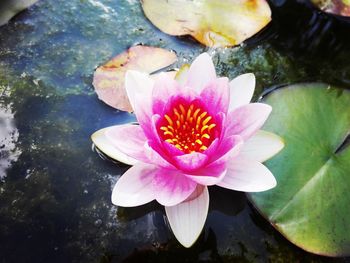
270;157;334;222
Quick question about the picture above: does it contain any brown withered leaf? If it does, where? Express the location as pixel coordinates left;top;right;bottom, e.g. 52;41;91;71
93;45;177;112
141;0;272;47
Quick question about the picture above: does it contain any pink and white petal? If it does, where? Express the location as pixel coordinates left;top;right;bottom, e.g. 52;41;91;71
142;115;184;168
173;152;209;172
162;141;184;156
239;130;284;163
185;160;227;186
91;127;138;165
186;53;216;94
228;73;256;111
217;157;276;192
226;103;272;140
188;137;243;186
148;114;163;142
200;77;230;114
153;168;197;206
205;135;243;163
125;70;154;111
184;174;225;186
152;72;182;115
141;113;164;147
144;141;176;169
144;115;182;167
125;70;154;129
111;163;156;207
200;113;225;159
105;124;148;162
165;186;209;248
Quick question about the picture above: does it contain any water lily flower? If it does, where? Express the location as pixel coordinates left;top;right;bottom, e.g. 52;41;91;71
91;53;284;247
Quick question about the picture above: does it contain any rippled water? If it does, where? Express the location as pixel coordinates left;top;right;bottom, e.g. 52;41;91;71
0;0;349;262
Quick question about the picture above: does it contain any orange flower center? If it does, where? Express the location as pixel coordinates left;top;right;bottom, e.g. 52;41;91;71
158;102;218;154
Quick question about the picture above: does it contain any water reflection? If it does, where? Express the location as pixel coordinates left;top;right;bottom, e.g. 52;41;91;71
116;187;246;222
0;103;20;180
114;186;246;261
270;0;350;58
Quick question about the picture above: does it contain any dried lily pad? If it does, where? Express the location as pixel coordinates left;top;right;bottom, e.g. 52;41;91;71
141;0;272;47
311;0;350;17
92;45;177;112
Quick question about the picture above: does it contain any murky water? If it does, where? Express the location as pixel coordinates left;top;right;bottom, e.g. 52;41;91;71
0;0;349;262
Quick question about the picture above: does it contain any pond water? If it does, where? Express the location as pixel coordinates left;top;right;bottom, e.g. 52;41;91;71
0;0;349;262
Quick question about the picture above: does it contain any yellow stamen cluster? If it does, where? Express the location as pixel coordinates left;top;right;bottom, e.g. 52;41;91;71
159;103;217;153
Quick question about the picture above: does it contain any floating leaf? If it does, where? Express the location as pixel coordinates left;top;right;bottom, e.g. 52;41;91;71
141;0;272;47
311;0;350;17
92;46;177;112
249;84;350;256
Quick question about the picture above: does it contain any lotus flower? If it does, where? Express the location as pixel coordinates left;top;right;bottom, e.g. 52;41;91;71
91;53;284;247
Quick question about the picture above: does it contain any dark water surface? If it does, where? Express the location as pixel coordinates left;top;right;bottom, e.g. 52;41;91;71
0;0;349;262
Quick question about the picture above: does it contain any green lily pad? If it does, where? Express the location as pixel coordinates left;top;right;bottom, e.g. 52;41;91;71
141;0;272;47
311;0;350;17
249;84;350;256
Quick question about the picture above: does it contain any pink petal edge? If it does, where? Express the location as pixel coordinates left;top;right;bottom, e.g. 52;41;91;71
105;124;148;162
199;77;230;115
153;167;198;206
111;163;155;207
173;152;209;172
225;103;272;140
125;70;154;132
91;127;138;165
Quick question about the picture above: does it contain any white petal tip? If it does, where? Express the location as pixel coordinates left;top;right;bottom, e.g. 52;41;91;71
239;130;285;163
111;192;135;207
167;216;205;248
189;53;214;74
239;72;255;81
246;176;277;192
272;177;277;188
125;70;154;112
111;181;128;207
228;73;256;110
125;70;152;89
180;239;197;248
196;52;211;60
110;163;156;207
111;189;133;207
264;103;272;112
125;69;148;77
165;187;209;248
275;137;285;153
262;131;285;161
111;188;119;206
253;168;277;192
261;103;273;117
219;159;278;192
266;175;277;190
